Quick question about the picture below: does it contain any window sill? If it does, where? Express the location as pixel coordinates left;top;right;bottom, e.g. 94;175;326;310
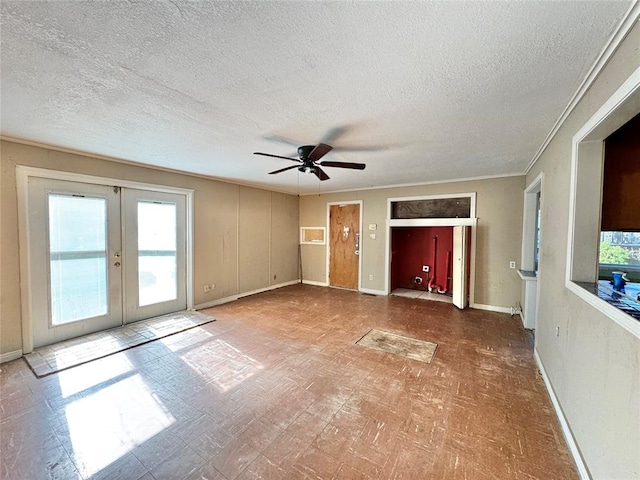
567;280;640;339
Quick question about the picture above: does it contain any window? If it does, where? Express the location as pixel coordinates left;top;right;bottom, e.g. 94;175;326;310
390;196;472;219
597;113;640;304
521;173;542;275
599;232;640;298
534;193;541;274
600;232;640;269
566;69;640;337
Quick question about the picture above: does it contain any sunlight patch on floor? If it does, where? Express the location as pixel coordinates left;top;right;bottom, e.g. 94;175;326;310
63;374;174;478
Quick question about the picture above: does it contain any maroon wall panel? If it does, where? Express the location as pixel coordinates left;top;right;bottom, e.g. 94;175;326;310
390;226;453;291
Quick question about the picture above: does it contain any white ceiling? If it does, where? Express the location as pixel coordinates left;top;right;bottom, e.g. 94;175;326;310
0;1;632;194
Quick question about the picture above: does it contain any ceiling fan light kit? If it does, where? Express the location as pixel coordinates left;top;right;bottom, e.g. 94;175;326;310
254;143;366;182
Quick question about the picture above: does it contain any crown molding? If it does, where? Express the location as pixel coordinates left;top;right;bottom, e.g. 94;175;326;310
0;135;297;196
298;172;524;197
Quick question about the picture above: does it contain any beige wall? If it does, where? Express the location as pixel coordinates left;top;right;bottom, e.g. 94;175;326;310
299;175;525;309
526;22;640;479
0;141;299;355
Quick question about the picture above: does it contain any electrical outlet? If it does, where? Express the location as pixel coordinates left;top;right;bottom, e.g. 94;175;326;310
369;274;374;281
211;284;215;290
422;265;429;272
555;326;560;337
509;261;516;269
203;285;211;292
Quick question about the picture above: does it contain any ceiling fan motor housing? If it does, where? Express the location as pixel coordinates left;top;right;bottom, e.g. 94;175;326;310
297;145;315;160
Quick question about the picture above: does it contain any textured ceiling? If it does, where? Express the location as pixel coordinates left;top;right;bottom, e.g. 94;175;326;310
0;1;632;194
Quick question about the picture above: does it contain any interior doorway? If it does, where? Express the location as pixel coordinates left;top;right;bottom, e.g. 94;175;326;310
25;176;188;348
519;173;542;330
390;225;469;308
328;202;361;290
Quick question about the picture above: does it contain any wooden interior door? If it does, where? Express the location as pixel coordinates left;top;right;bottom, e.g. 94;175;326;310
329;204;360;290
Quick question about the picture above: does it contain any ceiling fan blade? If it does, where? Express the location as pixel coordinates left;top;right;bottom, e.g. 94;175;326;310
314;167;330;181
263;134;301;147
318;161;366;170
254;152;300;162
269;165;299;175
332;145;390;152
308;143;333;162
320;126;350;145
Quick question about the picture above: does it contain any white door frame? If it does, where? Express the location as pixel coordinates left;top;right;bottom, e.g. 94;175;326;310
519;172;543;330
384;194;478;307
521;172;543;272
16;166;194;354
326;200;363;291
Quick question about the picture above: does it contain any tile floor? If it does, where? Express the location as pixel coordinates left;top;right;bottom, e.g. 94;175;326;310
391;288;453;304
0;284;578;479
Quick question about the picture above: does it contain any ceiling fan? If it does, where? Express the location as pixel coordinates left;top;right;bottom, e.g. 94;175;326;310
254;143;366;181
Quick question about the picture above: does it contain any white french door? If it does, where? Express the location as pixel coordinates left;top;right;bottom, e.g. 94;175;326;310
122;188;186;323
27;178;187;348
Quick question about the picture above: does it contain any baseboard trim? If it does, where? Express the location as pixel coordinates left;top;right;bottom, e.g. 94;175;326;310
518;310;531;329
0;349;23;364
238;279;300;299
301;280;329;287
470;302;511;314
194;294;240;310
194;280;301;310
534;349;590;479
359;288;386;296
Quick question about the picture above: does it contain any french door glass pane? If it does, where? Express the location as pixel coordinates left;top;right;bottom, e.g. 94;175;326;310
138;202;177;307
49;194;108;325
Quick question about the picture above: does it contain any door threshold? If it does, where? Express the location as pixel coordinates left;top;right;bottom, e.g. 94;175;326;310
329;285;359;292
24;311;215;377
391;288;453;304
